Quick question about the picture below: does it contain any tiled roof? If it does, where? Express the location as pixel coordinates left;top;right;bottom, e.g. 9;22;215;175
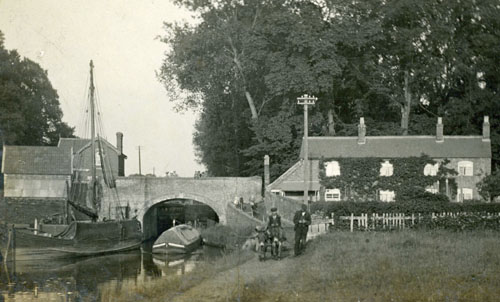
2;145;71;175
60;137;124;158
268;160;321;191
300;136;491;159
58;138;91;153
271;180;321;191
2;136;121;175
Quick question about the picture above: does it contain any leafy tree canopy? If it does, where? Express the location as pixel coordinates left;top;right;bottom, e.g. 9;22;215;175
0;31;74;145
160;0;500;179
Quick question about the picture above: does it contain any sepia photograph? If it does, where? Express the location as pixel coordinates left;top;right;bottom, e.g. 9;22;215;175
1;0;500;301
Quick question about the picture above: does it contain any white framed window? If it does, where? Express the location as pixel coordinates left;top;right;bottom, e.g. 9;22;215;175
325;189;341;201
423;163;439;176
380;160;393;176
457;161;473;176
379;190;395;202
457;188;473;202
425;180;440;194
325;161;340;177
270;190;284;196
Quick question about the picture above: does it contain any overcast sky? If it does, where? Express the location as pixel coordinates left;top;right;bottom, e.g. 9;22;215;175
0;0;204;177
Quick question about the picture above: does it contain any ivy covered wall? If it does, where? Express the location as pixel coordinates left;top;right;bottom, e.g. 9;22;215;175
319;155;458;202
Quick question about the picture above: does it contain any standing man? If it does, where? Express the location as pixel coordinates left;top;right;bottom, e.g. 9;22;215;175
293;204;311;256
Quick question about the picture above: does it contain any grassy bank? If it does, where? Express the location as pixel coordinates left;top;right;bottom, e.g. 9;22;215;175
235;230;500;302
102;230;500;301
200;224;255;250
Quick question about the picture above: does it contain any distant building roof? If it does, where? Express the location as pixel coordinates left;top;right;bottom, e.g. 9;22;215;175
2;145;71;175
268;160;321;191
300;136;491;159
58;138;91;153
2;136;123;175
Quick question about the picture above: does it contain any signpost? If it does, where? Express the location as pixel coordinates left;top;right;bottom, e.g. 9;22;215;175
297;94;317;209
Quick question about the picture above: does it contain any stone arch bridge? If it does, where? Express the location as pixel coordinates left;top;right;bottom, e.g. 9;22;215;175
101;176;263;239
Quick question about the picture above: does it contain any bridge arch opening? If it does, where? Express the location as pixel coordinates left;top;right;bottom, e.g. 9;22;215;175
142;198;219;243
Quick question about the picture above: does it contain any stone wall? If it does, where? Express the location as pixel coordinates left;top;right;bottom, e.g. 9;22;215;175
225;203;265;229
0;197;65;224
3;174;70;198
101;176;263;226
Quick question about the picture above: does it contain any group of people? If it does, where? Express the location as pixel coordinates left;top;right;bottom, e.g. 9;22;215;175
262;203;311;257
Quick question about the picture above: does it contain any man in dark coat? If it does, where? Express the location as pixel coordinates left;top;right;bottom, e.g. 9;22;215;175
293;204;311;256
268;207;283;239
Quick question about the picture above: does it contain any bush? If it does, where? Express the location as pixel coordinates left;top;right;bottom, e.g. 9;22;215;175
311;199;500;217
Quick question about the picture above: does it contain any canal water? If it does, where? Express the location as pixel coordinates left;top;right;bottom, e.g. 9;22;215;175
0;245;223;301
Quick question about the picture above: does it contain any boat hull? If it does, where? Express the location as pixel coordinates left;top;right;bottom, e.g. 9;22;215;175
152;224;201;254
0;220;143;261
152;238;201;254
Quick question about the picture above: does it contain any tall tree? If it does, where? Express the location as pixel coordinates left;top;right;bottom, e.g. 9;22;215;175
0;32;74;145
160;0;500;177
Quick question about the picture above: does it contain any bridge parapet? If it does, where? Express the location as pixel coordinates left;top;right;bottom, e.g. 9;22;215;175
101;176;262;228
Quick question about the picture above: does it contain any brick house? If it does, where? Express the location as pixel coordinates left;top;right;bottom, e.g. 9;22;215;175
268;117;491;202
1;133;126;198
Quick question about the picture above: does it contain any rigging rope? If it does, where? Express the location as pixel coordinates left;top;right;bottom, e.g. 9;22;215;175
92;73;126;220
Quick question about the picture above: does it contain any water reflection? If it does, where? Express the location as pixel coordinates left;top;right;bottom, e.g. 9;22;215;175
0;246;222;301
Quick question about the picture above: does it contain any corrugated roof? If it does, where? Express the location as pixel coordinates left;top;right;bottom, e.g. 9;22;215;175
2;145;71;175
300;136;491;159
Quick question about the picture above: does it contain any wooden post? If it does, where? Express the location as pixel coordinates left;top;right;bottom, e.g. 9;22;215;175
12;225;15;268
4;226;12;265
34;218;38;235
350;213;354;232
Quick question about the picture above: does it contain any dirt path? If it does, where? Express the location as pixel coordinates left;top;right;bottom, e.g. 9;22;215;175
171;250;297;302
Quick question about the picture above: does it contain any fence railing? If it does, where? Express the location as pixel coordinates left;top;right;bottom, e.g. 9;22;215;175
327;212;500;232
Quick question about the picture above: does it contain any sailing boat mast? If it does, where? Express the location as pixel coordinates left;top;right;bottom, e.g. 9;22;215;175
89;60;97;202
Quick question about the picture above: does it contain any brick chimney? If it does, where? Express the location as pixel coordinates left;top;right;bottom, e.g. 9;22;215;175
483;116;490;141
358;117;366;144
116;132;123;154
264;155;270;187
436;117;444;142
116;132;125;176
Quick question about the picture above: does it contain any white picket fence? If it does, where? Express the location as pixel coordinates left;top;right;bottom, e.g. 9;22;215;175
304;212;500;236
335;213;419;232
331;212;500;232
